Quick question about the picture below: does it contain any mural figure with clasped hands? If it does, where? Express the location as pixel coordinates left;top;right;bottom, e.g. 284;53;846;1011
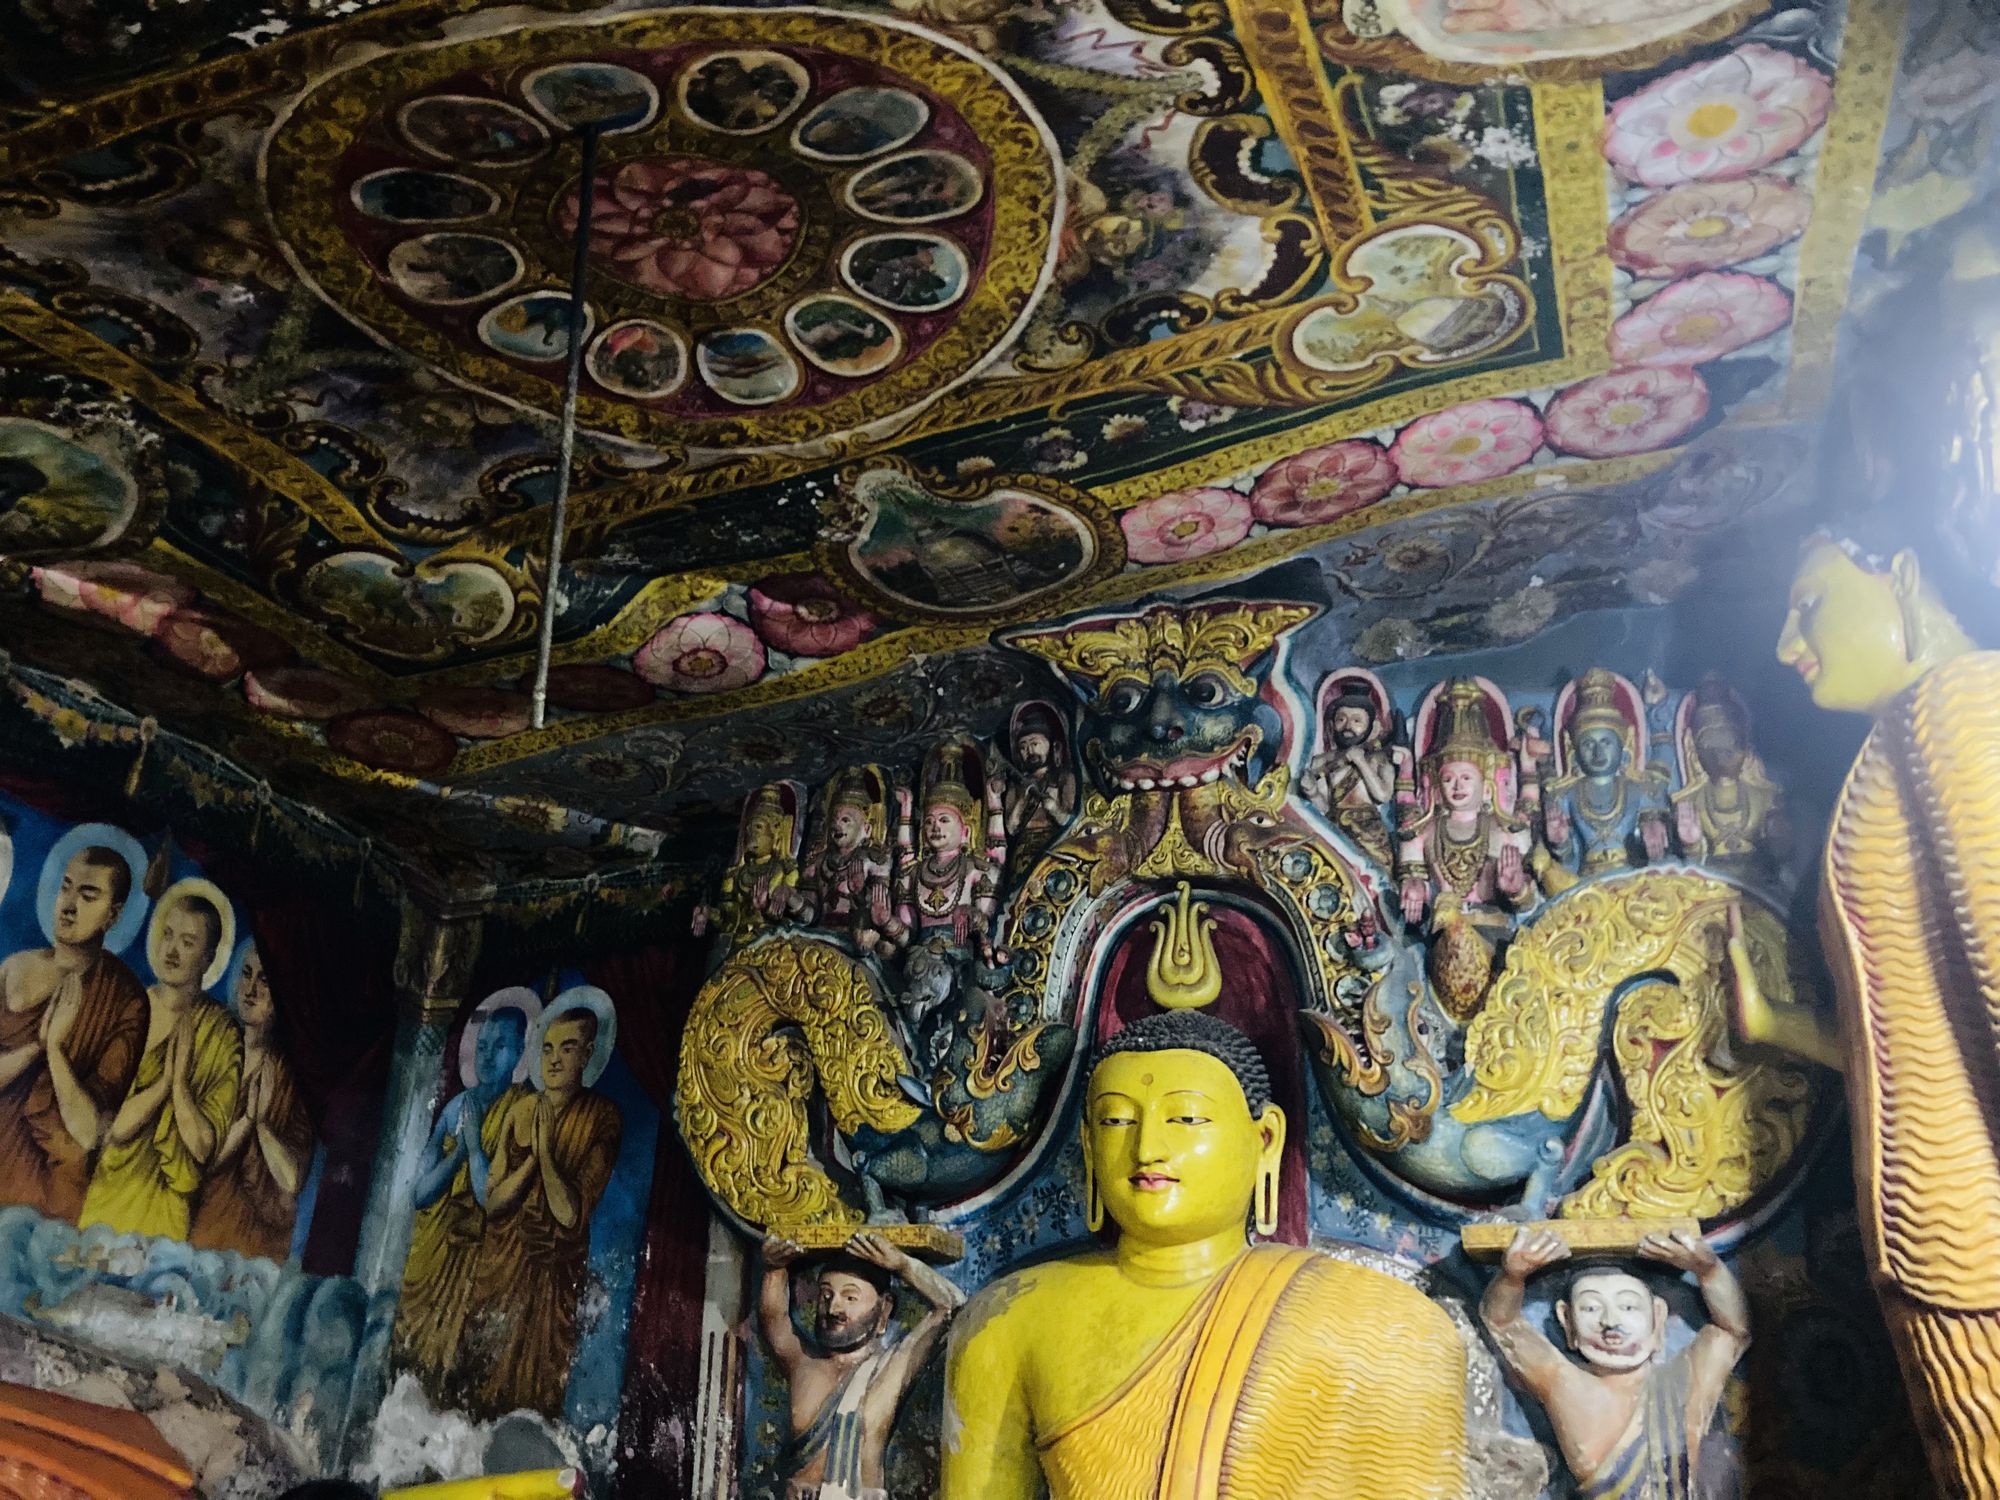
0;839;145;1221
1481;1227;1749;1499
81;881;242;1242
1724;533;2000;1497
941;1009;1466;1500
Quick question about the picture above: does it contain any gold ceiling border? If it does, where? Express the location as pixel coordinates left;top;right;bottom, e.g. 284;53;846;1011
0;290;392;549
1784;0;1907;414
439;448;1671;774
1308;0;1770;85
1229;0;1368;245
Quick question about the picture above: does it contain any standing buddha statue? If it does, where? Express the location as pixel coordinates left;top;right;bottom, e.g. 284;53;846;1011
1724;534;2000;1499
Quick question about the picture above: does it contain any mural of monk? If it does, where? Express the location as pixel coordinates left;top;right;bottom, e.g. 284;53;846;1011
460;994;621;1418
0;839;146;1221
392;992;534;1403
80;881;243;1242
189;945;311;1261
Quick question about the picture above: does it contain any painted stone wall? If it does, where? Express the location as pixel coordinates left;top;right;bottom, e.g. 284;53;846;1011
0;777;400;1470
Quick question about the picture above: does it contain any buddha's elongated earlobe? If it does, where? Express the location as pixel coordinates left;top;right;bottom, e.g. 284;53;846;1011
1255;1159;1279;1238
1083;1153;1104;1233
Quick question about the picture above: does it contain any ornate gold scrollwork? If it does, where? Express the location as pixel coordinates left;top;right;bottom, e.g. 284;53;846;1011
1452;870;1821;1221
676;936;919;1231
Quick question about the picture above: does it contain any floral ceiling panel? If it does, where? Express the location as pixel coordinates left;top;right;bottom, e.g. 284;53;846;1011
0;0;1961;858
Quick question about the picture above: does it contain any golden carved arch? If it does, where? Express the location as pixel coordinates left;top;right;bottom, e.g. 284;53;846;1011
675;935;919;1231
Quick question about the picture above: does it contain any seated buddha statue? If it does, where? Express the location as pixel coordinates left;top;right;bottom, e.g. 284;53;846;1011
941;1009;1467;1500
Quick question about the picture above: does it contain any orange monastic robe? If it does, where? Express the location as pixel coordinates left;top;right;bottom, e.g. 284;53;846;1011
1037;1245;1466;1500
459;1088;620;1419
0;950;145;1222
188;1050;313;1261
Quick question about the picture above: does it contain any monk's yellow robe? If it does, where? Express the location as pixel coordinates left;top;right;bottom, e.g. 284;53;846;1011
1820;653;2000;1497
79;997;241;1242
391;1083;527;1402
1038;1244;1467;1500
460;1088;621;1419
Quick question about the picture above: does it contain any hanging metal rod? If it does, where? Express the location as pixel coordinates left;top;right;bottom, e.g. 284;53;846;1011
529;121;604;731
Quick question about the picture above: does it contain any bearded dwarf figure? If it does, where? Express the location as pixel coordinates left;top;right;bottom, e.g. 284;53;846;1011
1481;1227;1749;1500
998;703;1076;876
1300;684;1400;868
1725;535;2000;1497
759;1231;964;1500
942;1010;1466;1500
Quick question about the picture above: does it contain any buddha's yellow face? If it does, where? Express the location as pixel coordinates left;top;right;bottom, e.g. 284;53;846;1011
1084;1048;1284;1248
1776;542;1921;714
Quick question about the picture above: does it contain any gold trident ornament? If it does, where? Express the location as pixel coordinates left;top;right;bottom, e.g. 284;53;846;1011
1146;882;1223;1010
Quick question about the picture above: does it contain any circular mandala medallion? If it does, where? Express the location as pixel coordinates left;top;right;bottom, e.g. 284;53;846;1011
263;7;1060;452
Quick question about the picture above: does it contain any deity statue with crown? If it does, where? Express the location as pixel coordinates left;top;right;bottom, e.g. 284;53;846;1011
693;781;804;945
795;764;900;954
1535;668;1670;895
1671;675;1790;889
888;739;1007;954
1395;678;1537;1018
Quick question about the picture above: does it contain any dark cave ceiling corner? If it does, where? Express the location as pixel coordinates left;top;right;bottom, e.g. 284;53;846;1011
0;0;1988;875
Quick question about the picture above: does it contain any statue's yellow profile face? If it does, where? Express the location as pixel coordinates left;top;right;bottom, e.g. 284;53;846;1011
1777;541;1921;714
1084;1048;1284;1248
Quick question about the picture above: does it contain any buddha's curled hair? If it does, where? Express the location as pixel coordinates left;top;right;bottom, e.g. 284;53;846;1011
1094;1009;1272;1116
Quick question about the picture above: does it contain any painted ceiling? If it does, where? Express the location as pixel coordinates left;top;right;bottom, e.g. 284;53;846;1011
0;0;1979;875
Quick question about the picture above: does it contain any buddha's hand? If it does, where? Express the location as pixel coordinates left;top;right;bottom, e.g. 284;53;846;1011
1721;901;1766;1039
1496;842;1527;896
1676;798;1701;847
1500;1226;1570;1283
1637;1228;1719;1278
762;1234;808;1269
